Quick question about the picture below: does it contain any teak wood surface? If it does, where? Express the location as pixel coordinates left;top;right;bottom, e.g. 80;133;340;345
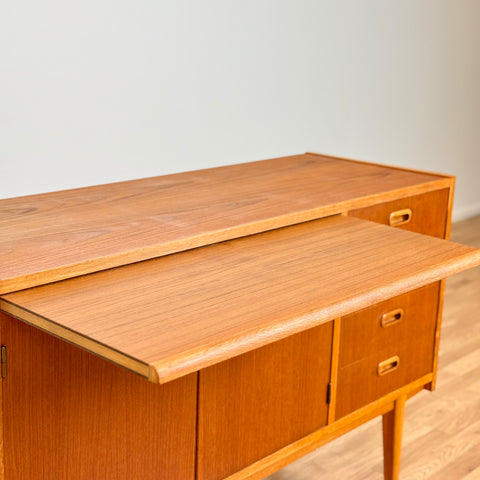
348;188;449;239
2;215;479;383
382;395;407;480
202;177;453;480
266;215;480;480
198;322;333;480
338;283;440;368
0;153;452;294
336;284;440;419
0;312;197;480
225;375;432;480
0;154;477;480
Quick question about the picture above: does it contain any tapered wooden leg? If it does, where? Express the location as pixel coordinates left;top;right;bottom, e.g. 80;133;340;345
382;394;406;480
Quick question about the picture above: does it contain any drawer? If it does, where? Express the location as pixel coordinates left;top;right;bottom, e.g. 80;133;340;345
336;335;435;419
348;188;450;238
336;286;439;419
339;283;440;368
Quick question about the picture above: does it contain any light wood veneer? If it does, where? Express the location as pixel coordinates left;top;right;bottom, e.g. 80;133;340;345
336;283;440;418
0;153;452;294
1;216;479;383
0;153;478;480
198;323;333;480
0;312;197;480
348;188;450;239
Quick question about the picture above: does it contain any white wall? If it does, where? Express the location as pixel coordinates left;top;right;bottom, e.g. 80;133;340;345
1;1;479;220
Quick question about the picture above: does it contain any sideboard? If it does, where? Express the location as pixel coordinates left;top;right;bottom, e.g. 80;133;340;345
0;152;479;480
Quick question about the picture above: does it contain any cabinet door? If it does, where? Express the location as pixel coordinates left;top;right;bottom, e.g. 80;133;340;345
0;313;197;480
197;322;333;480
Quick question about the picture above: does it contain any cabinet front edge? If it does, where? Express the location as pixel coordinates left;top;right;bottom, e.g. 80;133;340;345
0;300;156;382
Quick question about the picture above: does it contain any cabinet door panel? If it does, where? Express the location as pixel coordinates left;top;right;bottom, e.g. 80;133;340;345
0;313;197;480
198;322;333;480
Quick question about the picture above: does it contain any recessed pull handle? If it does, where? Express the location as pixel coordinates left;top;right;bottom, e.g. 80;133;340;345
380;308;404;328
377;356;400;376
389;208;412;226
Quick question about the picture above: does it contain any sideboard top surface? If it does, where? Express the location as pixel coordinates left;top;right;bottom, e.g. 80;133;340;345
2;215;478;383
0;153;451;294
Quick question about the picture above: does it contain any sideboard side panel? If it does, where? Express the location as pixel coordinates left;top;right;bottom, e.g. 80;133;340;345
428;183;455;390
0;313;197;480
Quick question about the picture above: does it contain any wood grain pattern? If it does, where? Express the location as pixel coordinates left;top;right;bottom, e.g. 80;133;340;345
349;187;452;394
348;188;450;238
266;215;480;480
336;339;434;420
335;287;439;420
0;153;451;294
1;215;479;383
197;322;333;480
349;187;451;395
426;278;447;392
226;375;432;480
338;283;440;369
382;394;407;480
444;176;455;240
306;152;454;180
327;318;342;425
428;184;455;390
0;312;197;480
0;320;3;480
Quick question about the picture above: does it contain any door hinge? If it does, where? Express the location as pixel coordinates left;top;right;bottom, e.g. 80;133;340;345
1;345;6;379
326;382;332;405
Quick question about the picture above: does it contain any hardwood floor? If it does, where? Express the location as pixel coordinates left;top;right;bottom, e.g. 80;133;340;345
267;215;480;480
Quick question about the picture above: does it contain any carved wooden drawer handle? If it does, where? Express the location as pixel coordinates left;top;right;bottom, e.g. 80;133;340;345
380;308;404;328
377;356;400;376
389;208;412;226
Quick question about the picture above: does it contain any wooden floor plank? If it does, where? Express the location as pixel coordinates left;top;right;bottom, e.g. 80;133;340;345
267;215;480;480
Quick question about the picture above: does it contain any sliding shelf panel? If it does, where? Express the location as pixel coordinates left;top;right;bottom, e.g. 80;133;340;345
1;215;479;383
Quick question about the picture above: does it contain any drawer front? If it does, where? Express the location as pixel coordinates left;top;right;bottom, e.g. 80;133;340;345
336;285;439;419
339;283;440;368
336;337;435;419
197;322;333;480
348;188;450;238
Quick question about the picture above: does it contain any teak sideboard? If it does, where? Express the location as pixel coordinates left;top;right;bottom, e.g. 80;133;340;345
0;153;479;480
